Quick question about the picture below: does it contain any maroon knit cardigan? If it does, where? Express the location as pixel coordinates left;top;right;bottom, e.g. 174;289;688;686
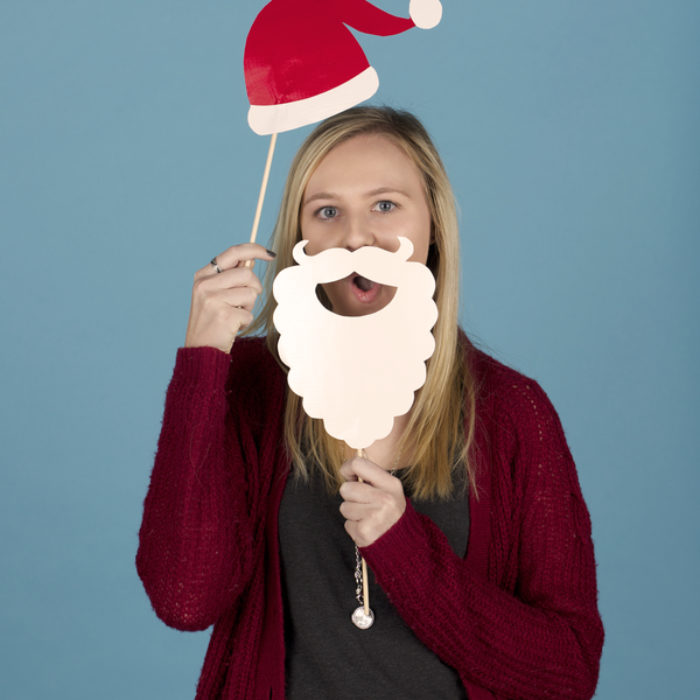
136;336;604;699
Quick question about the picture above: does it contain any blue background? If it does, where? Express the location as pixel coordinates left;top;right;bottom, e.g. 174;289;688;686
1;1;698;697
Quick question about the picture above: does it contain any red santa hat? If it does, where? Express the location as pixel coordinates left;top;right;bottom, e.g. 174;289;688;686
244;0;442;135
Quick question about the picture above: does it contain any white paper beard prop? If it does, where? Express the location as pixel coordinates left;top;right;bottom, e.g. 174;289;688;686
272;237;438;449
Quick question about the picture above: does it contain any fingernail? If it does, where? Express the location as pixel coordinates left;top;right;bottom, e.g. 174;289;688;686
266;249;276;258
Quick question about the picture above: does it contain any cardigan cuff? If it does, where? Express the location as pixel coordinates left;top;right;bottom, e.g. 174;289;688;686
359;498;429;575
172;346;232;392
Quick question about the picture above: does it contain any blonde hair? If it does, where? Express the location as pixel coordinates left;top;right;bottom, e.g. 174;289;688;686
245;106;477;500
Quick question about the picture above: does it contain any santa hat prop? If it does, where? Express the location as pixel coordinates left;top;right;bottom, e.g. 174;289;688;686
242;0;442;246
245;0;442;135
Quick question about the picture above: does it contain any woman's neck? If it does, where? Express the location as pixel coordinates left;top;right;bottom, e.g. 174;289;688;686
357;413;412;471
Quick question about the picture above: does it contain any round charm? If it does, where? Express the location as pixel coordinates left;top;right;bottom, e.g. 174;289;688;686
351;606;375;629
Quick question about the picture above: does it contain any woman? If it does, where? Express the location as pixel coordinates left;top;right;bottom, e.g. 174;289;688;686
136;107;604;699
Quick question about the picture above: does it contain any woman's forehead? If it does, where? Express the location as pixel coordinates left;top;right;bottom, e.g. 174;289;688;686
304;133;423;199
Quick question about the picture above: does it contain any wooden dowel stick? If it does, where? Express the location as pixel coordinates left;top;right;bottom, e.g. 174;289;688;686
361;559;370;617
244;132;277;268
250;132;277;244
357;447;370;617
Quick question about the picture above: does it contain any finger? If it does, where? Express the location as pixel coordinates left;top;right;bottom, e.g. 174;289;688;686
209;266;264;295
214;243;275;271
339;480;376;504
194;266;263;298
194;244;275;280
223;287;259;312
225;267;263;295
344;519;360;545
344;519;375;548
339;457;394;488
214;305;255;332
339;456;376;480
235;307;255;328
339;501;374;521
204;302;255;329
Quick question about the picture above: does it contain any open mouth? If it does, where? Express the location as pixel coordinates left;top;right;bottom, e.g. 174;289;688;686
352;274;376;292
348;272;397;306
315;274;397;315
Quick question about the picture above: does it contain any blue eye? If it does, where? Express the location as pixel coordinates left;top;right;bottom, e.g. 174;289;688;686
376;200;396;212
318;206;338;219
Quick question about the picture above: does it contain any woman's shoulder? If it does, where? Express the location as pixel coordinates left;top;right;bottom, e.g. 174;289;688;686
461;335;580;501
461;332;564;437
461;331;536;393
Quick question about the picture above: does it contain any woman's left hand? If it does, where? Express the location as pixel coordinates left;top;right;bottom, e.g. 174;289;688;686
339;457;406;548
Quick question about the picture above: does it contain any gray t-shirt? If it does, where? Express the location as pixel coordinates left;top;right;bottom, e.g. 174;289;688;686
278;464;470;699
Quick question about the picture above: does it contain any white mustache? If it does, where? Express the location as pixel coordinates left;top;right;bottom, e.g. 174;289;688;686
289;236;415;285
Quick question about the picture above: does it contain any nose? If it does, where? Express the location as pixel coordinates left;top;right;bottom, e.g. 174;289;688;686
341;212;375;252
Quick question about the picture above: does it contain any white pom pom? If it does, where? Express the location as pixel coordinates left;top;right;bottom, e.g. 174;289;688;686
409;0;443;30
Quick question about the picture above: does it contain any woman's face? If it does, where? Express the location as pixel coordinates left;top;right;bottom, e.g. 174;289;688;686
300;133;432;317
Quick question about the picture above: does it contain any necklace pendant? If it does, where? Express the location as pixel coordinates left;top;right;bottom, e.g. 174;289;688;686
351;606;375;629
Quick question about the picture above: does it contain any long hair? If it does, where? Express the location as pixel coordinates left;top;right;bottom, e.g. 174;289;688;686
245;106;477;500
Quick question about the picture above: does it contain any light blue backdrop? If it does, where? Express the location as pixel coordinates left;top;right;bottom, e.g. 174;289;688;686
1;1;698;698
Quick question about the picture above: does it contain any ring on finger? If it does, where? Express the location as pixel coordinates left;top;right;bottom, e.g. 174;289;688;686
210;257;222;274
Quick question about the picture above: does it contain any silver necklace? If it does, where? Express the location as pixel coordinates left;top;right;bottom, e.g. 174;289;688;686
350;464;398;630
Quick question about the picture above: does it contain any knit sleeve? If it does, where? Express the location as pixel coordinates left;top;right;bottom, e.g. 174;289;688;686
360;379;604;700
135;343;273;632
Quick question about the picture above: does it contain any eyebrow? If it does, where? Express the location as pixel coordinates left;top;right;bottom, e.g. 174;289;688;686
302;187;410;206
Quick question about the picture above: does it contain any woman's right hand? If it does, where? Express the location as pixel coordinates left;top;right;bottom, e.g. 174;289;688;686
184;243;276;353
